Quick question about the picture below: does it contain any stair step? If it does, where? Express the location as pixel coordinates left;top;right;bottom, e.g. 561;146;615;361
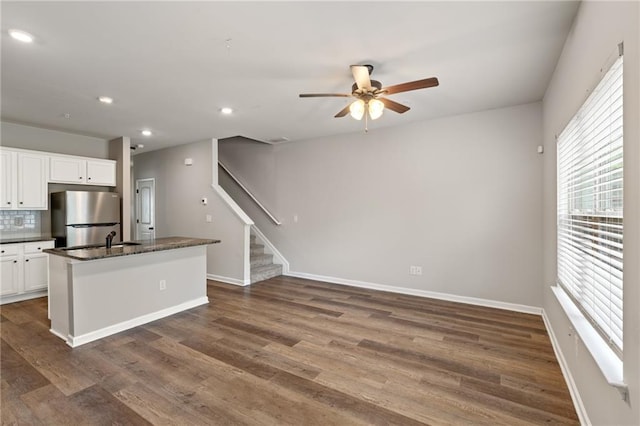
251;263;282;284
250;243;264;255
251;253;273;267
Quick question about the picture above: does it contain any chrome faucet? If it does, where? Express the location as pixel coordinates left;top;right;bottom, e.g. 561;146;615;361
105;231;117;249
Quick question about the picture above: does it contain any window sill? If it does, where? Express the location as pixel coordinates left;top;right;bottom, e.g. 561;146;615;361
551;285;627;400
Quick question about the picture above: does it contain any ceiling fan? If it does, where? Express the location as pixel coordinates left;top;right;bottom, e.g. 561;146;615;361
299;64;439;123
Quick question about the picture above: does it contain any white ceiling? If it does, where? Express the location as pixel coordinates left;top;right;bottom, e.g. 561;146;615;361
1;1;580;152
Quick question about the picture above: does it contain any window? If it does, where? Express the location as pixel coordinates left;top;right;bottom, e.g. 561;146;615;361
557;54;623;356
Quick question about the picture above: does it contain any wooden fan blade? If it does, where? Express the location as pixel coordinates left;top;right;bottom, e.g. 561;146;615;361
380;97;410;114
351;65;372;90
299;93;351;98
382;77;439;95
334;104;351;118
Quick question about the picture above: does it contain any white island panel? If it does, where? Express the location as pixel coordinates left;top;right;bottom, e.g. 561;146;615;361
49;244;209;347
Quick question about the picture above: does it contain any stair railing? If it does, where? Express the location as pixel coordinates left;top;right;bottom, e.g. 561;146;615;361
218;161;282;226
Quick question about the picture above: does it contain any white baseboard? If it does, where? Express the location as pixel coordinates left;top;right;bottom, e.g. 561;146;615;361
207;273;250;286
285;270;542;315
1;290;47;305
49;328;68;342
63;297;209;347
542;309;590;425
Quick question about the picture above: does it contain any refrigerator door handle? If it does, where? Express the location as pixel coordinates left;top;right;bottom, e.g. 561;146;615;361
69;223;119;228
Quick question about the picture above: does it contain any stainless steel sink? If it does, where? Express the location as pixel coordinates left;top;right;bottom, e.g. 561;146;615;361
107;242;142;249
60;242;142;251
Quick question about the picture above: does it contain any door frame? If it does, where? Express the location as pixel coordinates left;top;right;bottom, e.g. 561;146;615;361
135;178;156;240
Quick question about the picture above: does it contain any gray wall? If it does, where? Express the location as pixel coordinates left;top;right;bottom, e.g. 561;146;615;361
0;122;116;238
220;102;543;307
133;140;246;281
1;121;109;158
542;1;640;424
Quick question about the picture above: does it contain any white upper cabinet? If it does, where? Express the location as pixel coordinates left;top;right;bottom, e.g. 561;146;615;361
0;150;14;208
50;155;116;187
0;148;47;210
17;152;48;209
1;148;118;207
86;159;116;186
49;156;86;184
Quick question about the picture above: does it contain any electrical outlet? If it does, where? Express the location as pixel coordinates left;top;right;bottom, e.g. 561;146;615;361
206;215;212;223
409;266;423;276
159;279;166;290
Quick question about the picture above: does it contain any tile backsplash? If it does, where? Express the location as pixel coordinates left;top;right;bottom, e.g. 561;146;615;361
0;210;42;239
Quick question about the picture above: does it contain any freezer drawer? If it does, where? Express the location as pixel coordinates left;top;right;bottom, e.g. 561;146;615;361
65;224;121;247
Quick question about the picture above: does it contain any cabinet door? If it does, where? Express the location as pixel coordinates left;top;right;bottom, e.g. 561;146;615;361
87;159;116;186
23;253;49;292
0;256;20;296
0;150;15;209
17;152;47;209
50;156;86;184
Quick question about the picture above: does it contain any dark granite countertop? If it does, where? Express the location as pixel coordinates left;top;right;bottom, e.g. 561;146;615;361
44;236;220;261
0;236;55;245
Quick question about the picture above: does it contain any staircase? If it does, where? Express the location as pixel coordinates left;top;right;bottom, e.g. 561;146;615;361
250;234;282;284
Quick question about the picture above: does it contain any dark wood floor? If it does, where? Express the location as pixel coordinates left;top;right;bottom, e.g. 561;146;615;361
1;276;578;425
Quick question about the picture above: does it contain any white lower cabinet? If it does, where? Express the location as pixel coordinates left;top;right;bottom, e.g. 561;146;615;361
0;240;54;304
0;255;19;296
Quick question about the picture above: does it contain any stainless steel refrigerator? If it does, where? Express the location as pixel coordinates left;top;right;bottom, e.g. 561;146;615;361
51;191;121;248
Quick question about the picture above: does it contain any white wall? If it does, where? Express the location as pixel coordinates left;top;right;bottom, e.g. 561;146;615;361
220;102;543;308
1;121;109;158
542;1;640;424
133;140;246;282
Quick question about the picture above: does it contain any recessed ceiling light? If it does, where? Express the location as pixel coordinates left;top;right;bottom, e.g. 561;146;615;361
9;29;34;43
98;96;113;104
141;129;152;137
220;107;233;115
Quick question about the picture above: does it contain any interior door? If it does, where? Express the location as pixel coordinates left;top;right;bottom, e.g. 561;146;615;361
135;178;156;240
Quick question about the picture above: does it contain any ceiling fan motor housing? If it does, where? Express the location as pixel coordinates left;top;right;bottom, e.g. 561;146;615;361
352;80;382;97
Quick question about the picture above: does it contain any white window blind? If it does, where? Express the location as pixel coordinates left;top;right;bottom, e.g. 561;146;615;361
557;54;624;356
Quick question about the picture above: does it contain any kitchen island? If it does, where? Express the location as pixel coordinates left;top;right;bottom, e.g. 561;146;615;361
45;236;220;347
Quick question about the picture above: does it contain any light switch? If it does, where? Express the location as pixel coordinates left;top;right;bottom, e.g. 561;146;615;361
206;215;212;223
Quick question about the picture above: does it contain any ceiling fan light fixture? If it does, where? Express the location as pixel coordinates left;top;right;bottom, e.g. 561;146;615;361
368;99;384;120
349;99;365;120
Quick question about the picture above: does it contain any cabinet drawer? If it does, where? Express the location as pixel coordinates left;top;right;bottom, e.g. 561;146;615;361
0;245;19;256
24;241;54;254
